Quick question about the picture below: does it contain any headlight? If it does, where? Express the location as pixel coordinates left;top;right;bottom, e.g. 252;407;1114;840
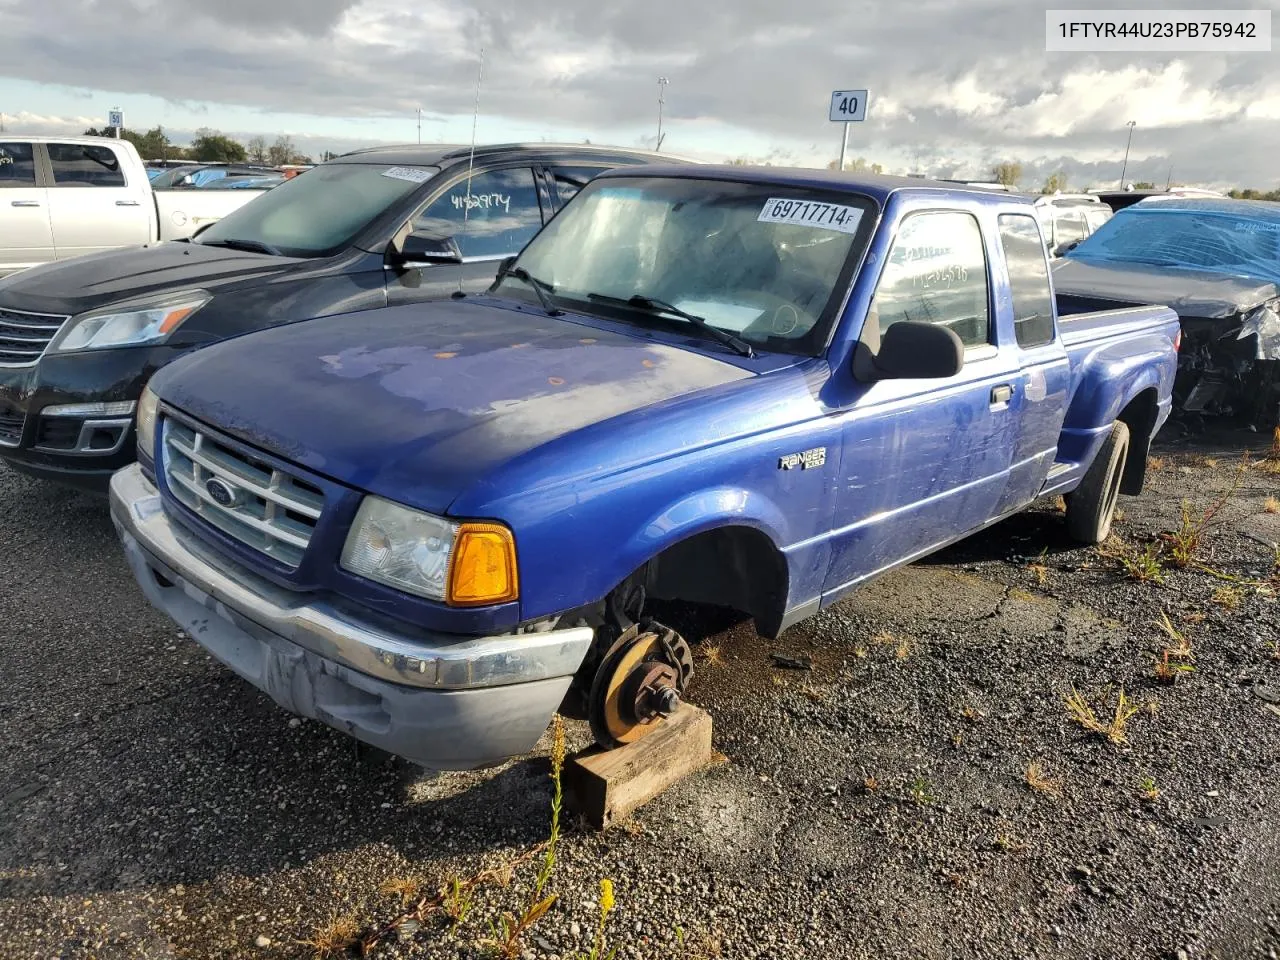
136;385;159;460
55;290;210;352
340;497;519;606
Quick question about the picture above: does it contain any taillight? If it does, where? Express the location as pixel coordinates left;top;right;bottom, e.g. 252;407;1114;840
1173;328;1182;352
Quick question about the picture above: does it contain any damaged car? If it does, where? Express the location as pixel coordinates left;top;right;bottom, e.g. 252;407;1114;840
1053;197;1280;431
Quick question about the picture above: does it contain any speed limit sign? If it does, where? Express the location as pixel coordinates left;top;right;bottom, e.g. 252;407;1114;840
829;90;868;122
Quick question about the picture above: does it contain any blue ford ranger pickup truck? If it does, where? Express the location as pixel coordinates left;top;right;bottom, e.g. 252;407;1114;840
108;167;1180;769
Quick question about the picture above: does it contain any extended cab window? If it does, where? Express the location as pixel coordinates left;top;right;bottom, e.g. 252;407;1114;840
413;167;543;259
0;142;37;187
999;214;1055;347
47;143;127;187
871;211;990;349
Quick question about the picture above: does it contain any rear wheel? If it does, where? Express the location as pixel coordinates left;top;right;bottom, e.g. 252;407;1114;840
1065;420;1130;544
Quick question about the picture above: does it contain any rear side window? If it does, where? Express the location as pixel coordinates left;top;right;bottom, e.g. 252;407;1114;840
871;210;991;349
1054;211;1087;244
412;167;544;259
549;165;613;206
47;143;127;187
999;214;1055;347
0;142;37;187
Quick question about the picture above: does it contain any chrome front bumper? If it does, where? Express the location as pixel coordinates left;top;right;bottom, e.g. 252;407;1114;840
108;464;594;769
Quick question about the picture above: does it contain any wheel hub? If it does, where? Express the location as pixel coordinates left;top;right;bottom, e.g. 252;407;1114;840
587;620;693;748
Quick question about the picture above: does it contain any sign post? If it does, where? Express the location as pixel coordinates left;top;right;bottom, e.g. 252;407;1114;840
108;109;123;138
828;90;868;171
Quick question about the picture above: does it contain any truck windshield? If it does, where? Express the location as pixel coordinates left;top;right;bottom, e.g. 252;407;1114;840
502;176;877;355
1066;205;1280;284
194;163;439;258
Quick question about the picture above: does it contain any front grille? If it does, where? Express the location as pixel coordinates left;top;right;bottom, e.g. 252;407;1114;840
0;405;23;445
161;418;324;569
0;308;69;367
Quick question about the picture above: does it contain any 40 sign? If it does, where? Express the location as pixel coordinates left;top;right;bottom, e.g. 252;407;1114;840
829;90;868;122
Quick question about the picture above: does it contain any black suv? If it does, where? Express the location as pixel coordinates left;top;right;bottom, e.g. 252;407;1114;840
0;143;682;489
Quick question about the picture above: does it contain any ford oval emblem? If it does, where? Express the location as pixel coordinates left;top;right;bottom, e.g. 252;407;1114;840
205;476;240;507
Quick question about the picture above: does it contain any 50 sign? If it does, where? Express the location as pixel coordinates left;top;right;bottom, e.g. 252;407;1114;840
829;89;868;122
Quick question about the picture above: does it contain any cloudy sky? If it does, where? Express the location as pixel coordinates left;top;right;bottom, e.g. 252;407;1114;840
1;0;1278;189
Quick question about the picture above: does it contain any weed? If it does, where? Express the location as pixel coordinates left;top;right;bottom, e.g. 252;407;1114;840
440;875;474;928
380;876;424;907
853;645;869;659
1097;537;1165;583
1028;547;1049;586
617;817;645;838
1154;611;1195;686
1025;761;1062;799
995;833;1029;854
960;705;985;723
1064;686;1142;745
1114;508;1126;523
1139;777;1160;802
1160;457;1248;568
572;879;617;960
699;644;724;666
1184;611;1207;626
862;775;880;793
1146;697;1161;716
895;636;913;660
1265;496;1280;514
872;631;912;659
951;732;964;747
1196;456;1220;469
298;914;361;960
909;776;936;806
1148;456;1166;471
1212;585;1245;609
1054;495;1068;513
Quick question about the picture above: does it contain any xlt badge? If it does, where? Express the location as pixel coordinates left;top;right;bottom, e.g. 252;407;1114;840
779;447;826;470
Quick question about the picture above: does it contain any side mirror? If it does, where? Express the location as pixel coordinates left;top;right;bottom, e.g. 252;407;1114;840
866;321;964;380
1053;240;1081;257
396;233;463;266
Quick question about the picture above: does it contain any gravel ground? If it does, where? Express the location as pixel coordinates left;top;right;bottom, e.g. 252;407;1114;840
1;431;1278;960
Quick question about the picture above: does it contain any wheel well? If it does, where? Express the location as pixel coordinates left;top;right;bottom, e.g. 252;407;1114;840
1116;388;1159;495
644;525;790;639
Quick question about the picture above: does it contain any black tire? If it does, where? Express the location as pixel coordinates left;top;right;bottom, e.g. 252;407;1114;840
1065;420;1130;544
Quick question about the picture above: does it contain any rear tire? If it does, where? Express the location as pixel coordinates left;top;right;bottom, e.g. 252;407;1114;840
1065;420;1130;544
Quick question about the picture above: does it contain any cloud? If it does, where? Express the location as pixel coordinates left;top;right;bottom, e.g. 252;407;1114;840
1;0;1278;186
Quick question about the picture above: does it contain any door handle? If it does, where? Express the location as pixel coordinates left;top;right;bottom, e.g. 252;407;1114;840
990;384;1013;405
10;200;40;208
115;200;141;207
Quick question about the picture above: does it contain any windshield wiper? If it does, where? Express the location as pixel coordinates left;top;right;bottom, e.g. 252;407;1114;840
198;237;283;257
586;293;755;358
501;266;563;316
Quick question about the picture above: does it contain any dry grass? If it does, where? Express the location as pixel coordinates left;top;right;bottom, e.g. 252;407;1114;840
379;876;425;907
873;631;912;659
1053;495;1068;513
994;833;1030;854
698;644;724;666
1264;496;1280;514
1027;547;1049;586
862;774;880;793
1025;761;1063;799
298;914;361;960
1154;612;1196;685
1064;686;1142;745
1147;456;1166;471
960;705;985;723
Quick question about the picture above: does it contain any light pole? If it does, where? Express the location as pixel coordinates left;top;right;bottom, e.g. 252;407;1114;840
417;108;422;145
1119;120;1136;187
656;77;669;151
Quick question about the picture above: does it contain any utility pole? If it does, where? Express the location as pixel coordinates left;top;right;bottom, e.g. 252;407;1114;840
416;107;422;145
1118;120;1136;187
656;77;669;151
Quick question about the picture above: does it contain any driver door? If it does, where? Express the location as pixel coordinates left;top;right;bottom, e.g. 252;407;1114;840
385;165;546;305
821;210;1020;601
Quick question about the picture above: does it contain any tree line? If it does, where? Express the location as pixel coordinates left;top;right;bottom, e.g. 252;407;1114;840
80;125;333;165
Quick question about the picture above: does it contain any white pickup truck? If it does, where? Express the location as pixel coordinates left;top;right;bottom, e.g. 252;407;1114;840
0;135;270;277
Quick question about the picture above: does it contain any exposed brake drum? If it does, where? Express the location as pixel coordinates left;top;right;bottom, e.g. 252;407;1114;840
587;619;694;748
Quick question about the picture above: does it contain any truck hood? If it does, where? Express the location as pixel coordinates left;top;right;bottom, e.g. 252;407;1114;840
154;299;753;513
0;242;311;317
1053;256;1277;319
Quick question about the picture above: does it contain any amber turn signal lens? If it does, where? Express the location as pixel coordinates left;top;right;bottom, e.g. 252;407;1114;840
447;522;519;606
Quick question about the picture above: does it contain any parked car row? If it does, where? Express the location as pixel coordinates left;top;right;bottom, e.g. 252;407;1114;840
3;146;1181;770
0;136;275;276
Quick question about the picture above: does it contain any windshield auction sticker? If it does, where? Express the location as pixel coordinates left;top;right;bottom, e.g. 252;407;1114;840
758;198;864;234
382;166;432;183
